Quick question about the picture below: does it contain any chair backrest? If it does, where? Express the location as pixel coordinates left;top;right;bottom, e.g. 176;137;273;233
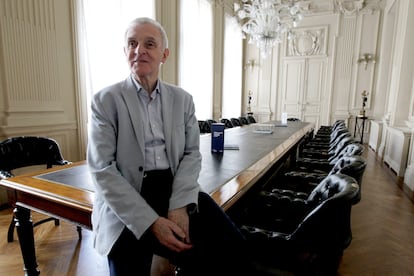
296;173;359;250
328;131;352;151
0;136;70;178
206;119;216;125
247;115;256;124
331;120;346;132
329;155;366;184
230;118;242;127
329;143;364;164
329;155;366;204
328;137;355;161
220;118;234;128
198;120;211;133
241;173;359;254
239;116;249;125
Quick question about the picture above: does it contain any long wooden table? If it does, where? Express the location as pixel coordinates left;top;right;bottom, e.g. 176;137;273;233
0;121;313;276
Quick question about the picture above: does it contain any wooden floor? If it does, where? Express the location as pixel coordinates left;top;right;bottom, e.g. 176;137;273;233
1;146;414;275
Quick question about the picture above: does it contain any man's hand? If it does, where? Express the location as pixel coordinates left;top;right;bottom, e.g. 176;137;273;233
168;207;191;244
150;207;192;252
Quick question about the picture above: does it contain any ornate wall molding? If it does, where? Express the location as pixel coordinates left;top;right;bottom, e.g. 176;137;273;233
335;0;382;15
0;0;62;113
287;27;327;57
336;0;365;15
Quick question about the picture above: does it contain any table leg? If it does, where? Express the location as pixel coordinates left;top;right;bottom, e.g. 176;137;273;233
354;118;358;138
14;206;40;276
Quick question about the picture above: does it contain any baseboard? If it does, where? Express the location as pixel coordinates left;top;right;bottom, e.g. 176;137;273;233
402;182;414;203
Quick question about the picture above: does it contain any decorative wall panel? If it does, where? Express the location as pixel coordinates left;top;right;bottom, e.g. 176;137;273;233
0;0;62;113
384;126;411;177
368;120;382;152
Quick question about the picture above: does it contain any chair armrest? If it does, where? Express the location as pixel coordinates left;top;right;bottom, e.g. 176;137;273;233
296;158;332;172
241;225;291;241
239;191;311;232
56;160;72;166
269;188;308;200
284;171;327;184
0;170;13;179
300;149;330;159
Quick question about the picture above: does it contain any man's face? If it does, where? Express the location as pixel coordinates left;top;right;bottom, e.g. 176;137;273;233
124;23;169;81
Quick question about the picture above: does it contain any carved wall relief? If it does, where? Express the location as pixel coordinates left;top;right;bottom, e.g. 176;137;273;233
287;27;327;57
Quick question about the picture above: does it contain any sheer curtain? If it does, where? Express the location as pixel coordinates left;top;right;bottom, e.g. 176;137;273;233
179;0;213;121
82;0;155;105
221;14;243;119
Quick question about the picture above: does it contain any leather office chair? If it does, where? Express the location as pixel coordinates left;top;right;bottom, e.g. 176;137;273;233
206;119;216;128
198;120;211;133
220;118;234;128
299;135;354;161
304;127;351;150
198;120;205;133
247;115;257;124
316;120;346;136
0;136;82;242
230;118;242;127
306;131;351;151
275;155;366;204
239;116;250;125
296;143;364;173
239;174;359;275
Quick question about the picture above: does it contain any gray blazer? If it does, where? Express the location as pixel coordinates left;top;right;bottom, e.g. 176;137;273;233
87;76;202;255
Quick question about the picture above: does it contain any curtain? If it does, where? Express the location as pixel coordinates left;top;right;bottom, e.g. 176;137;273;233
222;13;243;119
179;0;213;120
81;0;155;104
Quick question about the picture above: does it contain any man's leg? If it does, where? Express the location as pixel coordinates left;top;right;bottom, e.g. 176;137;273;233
176;192;248;275
108;227;153;276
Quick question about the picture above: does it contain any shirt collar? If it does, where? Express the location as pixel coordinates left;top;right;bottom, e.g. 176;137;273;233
130;75;161;96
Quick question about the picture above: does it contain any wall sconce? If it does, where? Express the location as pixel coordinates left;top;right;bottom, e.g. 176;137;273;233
357;53;375;70
244;59;257;72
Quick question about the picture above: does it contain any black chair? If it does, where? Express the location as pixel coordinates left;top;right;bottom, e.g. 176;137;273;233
316;120;346;136
239;116;250;125
230;118;242;127
198;120;211;133
304;130;351;152
275;155;367;204
247;115;257;124
239;174;359;275
296;142;364;173
300;130;352;158
299;135;354;162
0;136;82;242
305;126;350;149
220;118;234;128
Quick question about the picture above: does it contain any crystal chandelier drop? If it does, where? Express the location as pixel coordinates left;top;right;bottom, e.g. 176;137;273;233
235;0;304;58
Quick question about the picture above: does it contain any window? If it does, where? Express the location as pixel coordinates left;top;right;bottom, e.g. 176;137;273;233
179;0;213;120
221;13;243;119
82;0;155;97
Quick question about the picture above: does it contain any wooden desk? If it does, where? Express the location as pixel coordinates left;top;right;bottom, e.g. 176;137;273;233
0;121;313;276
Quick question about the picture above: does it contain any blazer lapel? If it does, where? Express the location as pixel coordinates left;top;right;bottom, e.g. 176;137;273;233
160;82;174;157
121;77;145;156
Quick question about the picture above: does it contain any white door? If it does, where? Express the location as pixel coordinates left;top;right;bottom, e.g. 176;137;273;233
280;57;327;130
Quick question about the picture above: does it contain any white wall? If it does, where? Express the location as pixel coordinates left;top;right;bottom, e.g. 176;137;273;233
0;0;82;162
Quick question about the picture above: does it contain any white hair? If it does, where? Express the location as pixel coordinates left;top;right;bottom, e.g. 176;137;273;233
124;17;168;50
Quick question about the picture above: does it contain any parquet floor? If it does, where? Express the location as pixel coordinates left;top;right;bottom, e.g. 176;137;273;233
1;146;414;275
